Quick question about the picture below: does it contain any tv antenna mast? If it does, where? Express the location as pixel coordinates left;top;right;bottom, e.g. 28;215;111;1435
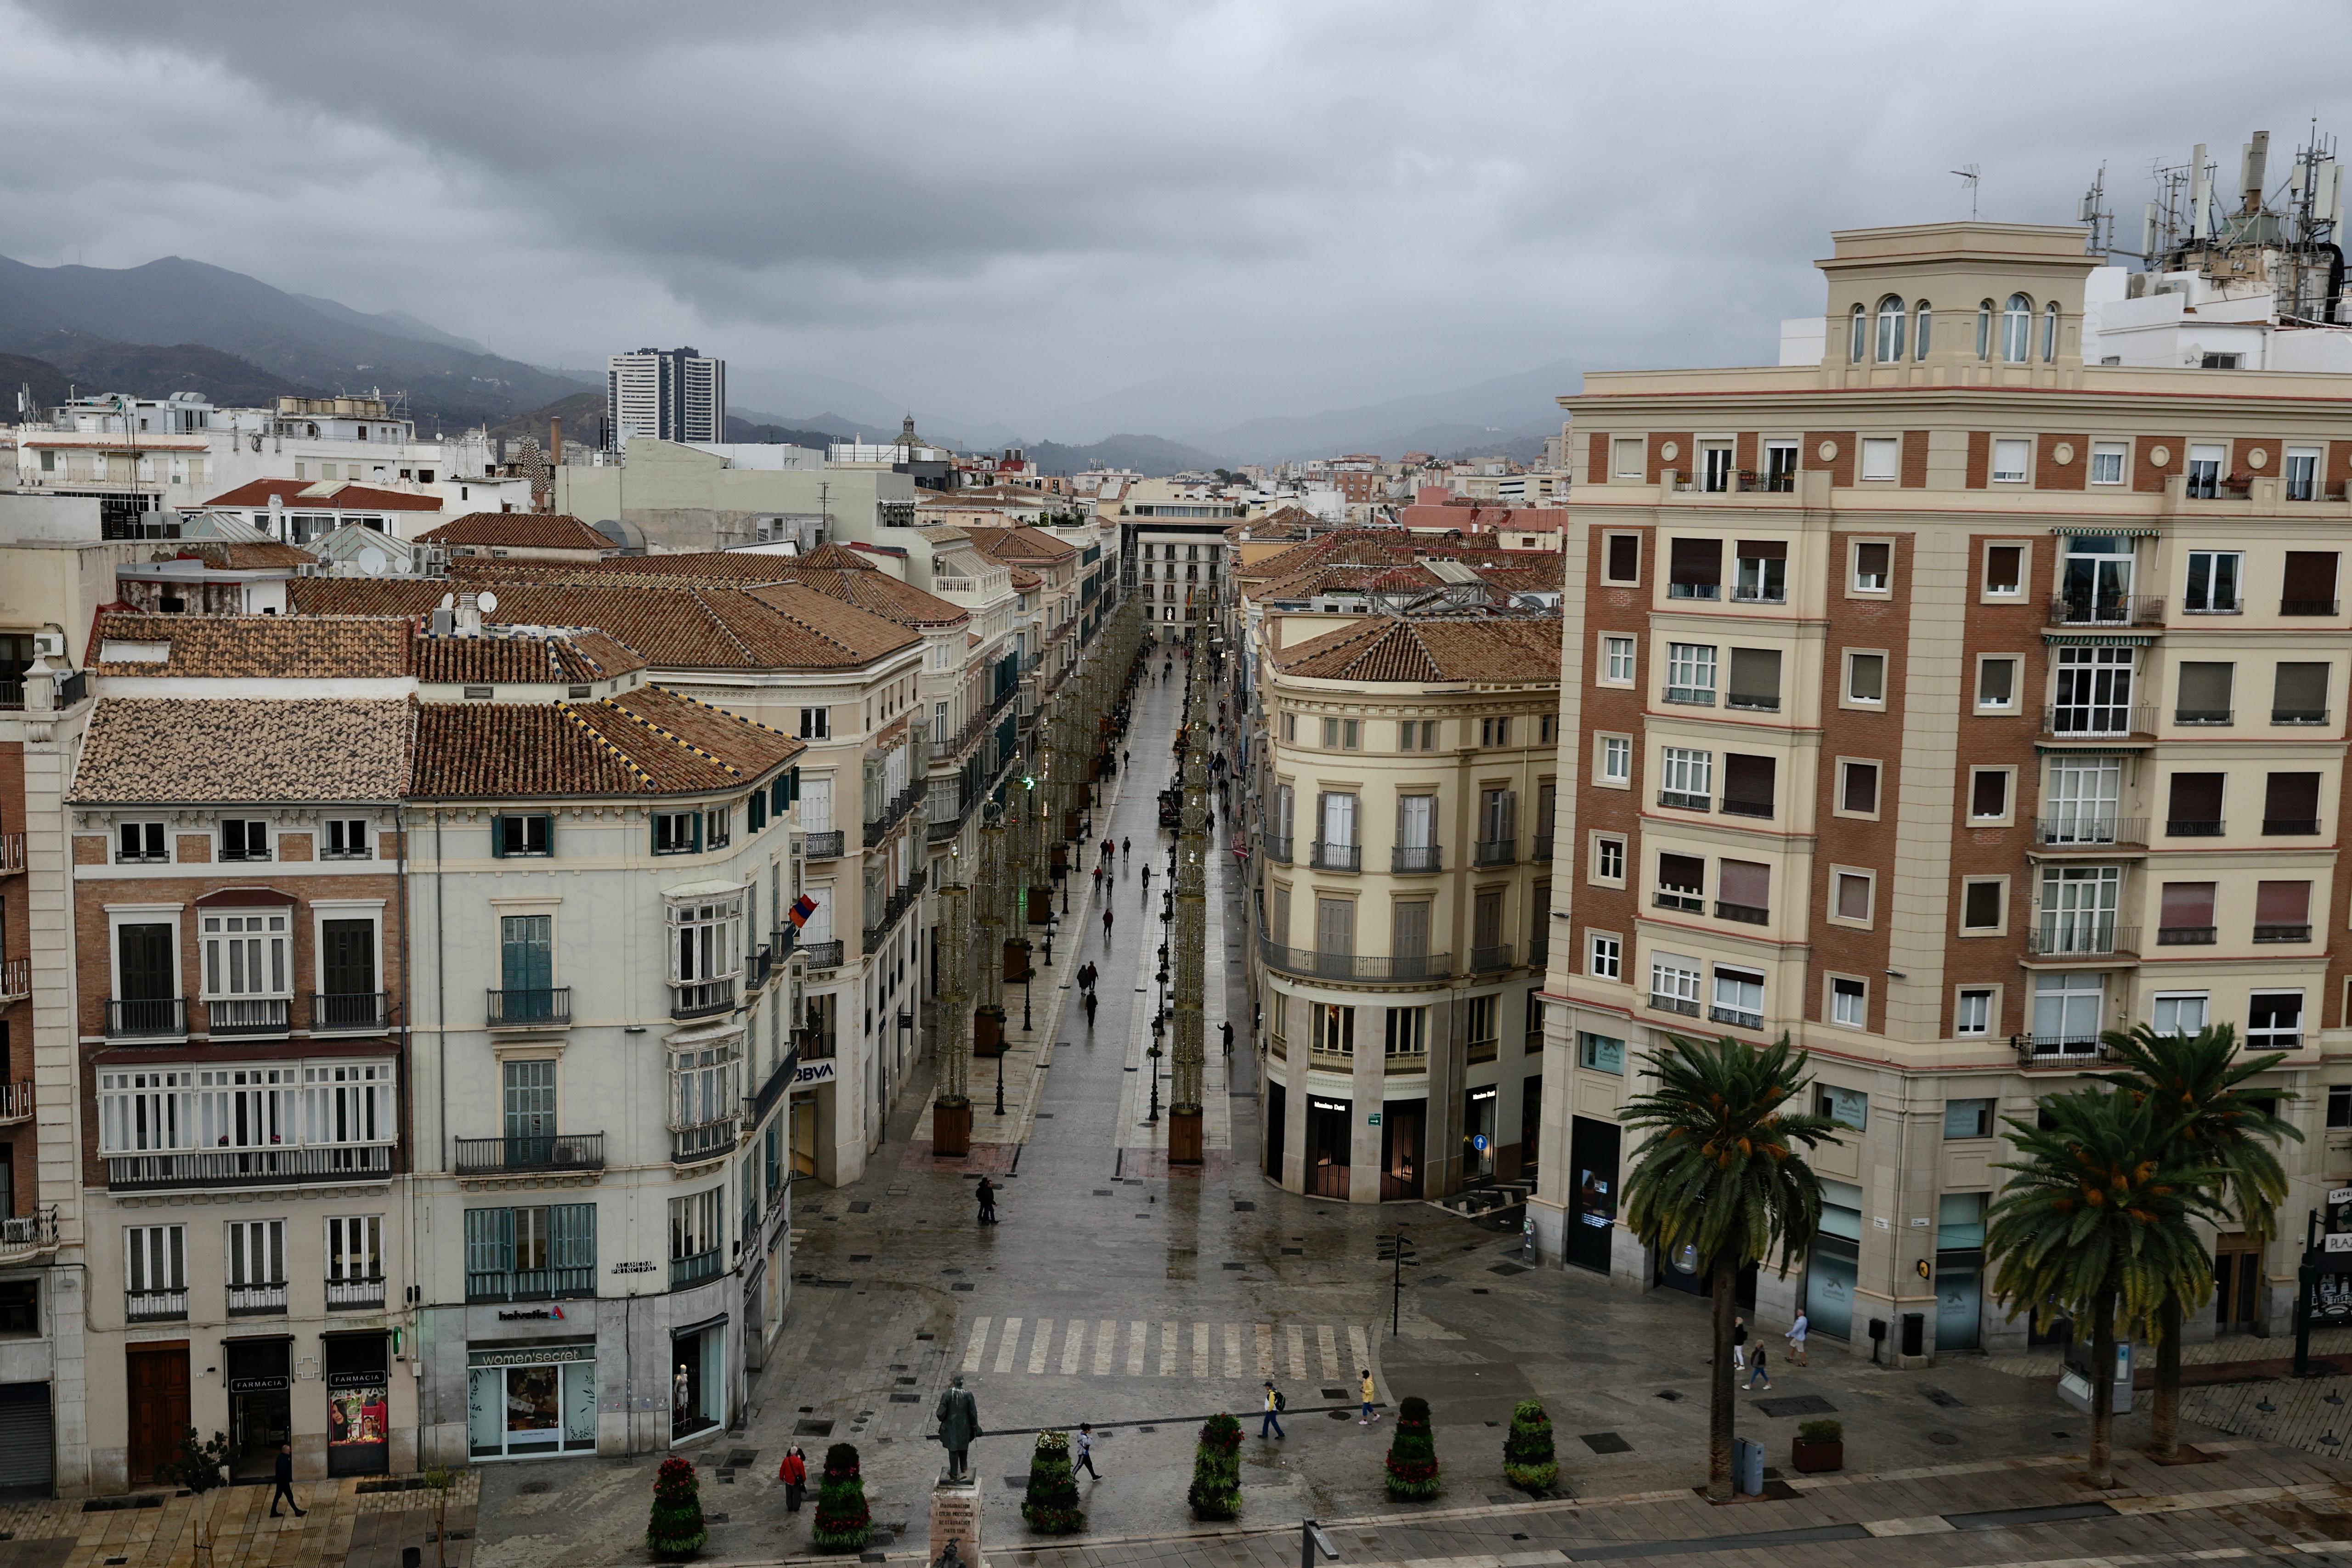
1952;163;1982;219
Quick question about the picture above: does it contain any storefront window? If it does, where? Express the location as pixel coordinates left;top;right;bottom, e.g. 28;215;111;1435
325;1335;390;1476
1805;1179;1862;1339
671;1322;727;1442
467;1347;596;1459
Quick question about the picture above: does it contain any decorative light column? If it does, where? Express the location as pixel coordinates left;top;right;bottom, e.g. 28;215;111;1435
1168;597;1213;1164
933;877;973;1156
974;808;1007;1059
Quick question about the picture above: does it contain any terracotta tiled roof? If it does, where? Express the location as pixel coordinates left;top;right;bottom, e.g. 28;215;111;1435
88;613;414;678
1274;616;1562;685
419;512;615;550
411;685;804;799
412;629;646;684
959;525;1077;563
150;540;318;571
290;578;917;671
743;572;966;629
797;543;876;571
204;479;444;512
443;549;963;627
72;697;412;804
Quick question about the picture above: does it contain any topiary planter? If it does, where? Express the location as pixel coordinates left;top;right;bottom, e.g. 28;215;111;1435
1791;1420;1843;1474
1384;1395;1441;1501
1502;1399;1559;1493
646;1456;708;1561
809;1442;872;1552
1020;1431;1085;1535
1187;1413;1243;1520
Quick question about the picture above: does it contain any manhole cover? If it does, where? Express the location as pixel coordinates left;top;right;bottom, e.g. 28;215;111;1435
795;1419;836;1437
1137;1426;1155;1434
1753;1394;1836;1418
849;1201;872;1214
519;1481;552;1495
890;1394;920;1404
1487;1494;1518;1504
1489;1262;1528;1277
1328;1409;1354;1420
1322;1388;1346;1398
849;1254;873;1263
1222;1261;1245;1271
915;1332;935;1341
895;1376;917;1385
1094;1189;1113;1196
1580;1432;1633;1454
1003;1476;1029;1489
1928;1430;1960;1445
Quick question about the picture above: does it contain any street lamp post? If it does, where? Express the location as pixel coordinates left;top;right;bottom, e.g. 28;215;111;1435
994;1039;1006;1117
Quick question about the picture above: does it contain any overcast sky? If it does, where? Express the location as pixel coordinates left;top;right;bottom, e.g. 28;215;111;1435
4;0;2347;443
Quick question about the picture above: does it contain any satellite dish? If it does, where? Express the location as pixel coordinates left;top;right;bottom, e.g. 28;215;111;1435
476;590;499;614
437;592;455;611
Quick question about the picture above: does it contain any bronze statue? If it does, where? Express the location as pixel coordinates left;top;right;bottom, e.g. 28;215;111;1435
933;1375;981;1482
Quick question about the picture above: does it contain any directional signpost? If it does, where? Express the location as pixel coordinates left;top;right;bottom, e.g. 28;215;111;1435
1378;1228;1418;1337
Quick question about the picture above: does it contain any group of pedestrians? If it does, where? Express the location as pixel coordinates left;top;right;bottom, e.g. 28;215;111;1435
1727;1310;1809;1391
1257;1369;1380;1438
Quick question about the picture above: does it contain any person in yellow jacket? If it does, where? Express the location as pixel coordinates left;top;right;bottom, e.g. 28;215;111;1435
1260;1379;1285;1439
1358;1370;1379;1425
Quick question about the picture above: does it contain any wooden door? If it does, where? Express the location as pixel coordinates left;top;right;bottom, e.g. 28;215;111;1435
2215;1240;2264;1331
126;1342;190;1487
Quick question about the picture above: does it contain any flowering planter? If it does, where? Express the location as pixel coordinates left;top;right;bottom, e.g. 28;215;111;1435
1790;1438;1843;1473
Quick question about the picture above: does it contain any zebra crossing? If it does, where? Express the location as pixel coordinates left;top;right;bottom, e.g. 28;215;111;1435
959;1315;1374;1383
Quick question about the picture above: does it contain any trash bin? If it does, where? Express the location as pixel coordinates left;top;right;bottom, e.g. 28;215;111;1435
1901;1312;1925;1359
1733;1436;1764;1496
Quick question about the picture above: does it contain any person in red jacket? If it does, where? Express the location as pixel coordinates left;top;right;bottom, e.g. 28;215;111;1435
778;1444;808;1512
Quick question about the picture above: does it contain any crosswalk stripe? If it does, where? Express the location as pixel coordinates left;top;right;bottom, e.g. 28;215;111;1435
962;1318;991;1375
1029;1318;1055;1375
1223;1323;1244;1379
1317;1324;1340;1381
1128;1320;1147;1377
1060;1320;1086;1375
1161;1319;1179;1376
956;1319;1369;1381
1287;1324;1307;1381
1348;1325;1371;1380
1255;1322;1274;1377
1192;1322;1210;1379
1094;1319;1117;1377
995;1317;1023;1375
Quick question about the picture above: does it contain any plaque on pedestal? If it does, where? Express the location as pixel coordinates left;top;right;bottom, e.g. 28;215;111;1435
932;1471;983;1568
1169;1107;1204;1164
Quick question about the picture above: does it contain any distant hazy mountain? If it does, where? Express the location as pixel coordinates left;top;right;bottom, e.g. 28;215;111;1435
1187;361;1578;464
15;330;315;408
0;254;590;430
291;293;492;357
0;352;71;415
1028;433;1222;478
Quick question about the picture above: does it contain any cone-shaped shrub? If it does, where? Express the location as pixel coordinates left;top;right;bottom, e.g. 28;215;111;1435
1187;1412;1243;1520
1503;1399;1558;1493
1384;1394;1440;1500
1020;1430;1085;1534
810;1441;872;1552
646;1455;707;1560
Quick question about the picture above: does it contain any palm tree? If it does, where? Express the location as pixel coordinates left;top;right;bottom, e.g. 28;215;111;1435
1621;1034;1836;1500
2102;1022;2300;1459
1986;1087;2217;1487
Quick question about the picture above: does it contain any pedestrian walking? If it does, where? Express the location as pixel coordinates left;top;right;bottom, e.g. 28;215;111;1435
1122;836;1131;863
1261;1381;1286;1439
778;1443;808;1511
1074;1423;1102;1479
268;1442;305;1518
1731;1316;1748;1370
1358;1370;1379;1424
1102;906;1114;944
1221;1020;1234;1054
1746;1344;1772;1391
1785;1311;1809;1367
976;1176;998;1226
1084;990;1098;1031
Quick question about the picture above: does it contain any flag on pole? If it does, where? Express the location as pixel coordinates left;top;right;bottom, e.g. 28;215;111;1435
789;894;819;928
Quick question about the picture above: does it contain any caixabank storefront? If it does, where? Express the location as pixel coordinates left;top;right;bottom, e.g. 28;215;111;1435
424;1268;745;1463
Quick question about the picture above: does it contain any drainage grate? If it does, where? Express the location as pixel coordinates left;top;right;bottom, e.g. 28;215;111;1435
1328;1409;1354;1420
82;1496;164;1513
1920;1385;1963;1409
796;1419;836;1437
952;1283;975;1292
1752;1394;1836;1418
728;1448;758;1467
1003;1476;1029;1489
1579;1431;1633;1454
849;1200;872;1214
1656;1389;1683;1402
1281;1246;1303;1256
1928;1431;1960;1445
1418;1274;1453;1287
1233;1200;1256;1211
519;1480;552;1495
1489;1262;1528;1276
890;1393;921;1404
849;1254;873;1263
1471;1287;1490;1295
1222;1261;1246;1271
915;1332;935;1341
895;1376;917;1385
1094;1189;1113;1196
1947;1502;2116;1531
1488;1494;1518;1505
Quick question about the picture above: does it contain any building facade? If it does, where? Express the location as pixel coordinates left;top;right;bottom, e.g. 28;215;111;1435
608;350;727;447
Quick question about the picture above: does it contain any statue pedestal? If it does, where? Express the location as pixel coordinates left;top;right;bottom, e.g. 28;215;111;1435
933;1098;972;1157
932;1471;984;1568
1169;1107;1204;1164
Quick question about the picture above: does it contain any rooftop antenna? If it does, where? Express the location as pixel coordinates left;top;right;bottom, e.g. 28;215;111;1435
1952;163;1981;219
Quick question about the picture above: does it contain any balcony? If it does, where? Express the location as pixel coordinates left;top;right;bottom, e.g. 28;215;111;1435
0;831;21;874
2047;594;2165;628
1657;790;1710;812
803;830;845;860
2034;817;2145;849
466;1267;594;1304
2175;708;2233;726
1721;797;1774;820
863;867;928;951
1473;838;1516;867
107;997;187;1040
2281;599;2340;617
2272;708;2330;727
2027;920;2134;958
800;939;844;970
1310;841;1361;872
746;945;775;992
2262;818;2322;836
863;784;922;844
311;991;390;1033
2156;926;2216;946
0;958;25;1004
0;1080;28;1125
1714;900;1770;925
1469;944;1514;974
1649;991;1702;1017
1532;833;1554;862
452;1132;604;1177
2043;704;2154;740
2255;923;2313;944
671;1249;723;1290
671;1115;740;1164
107;1143;396;1193
126;1288;189;1323
2165;818;2225;838
327;1275;387;1311
1257;940;1451;984
671;978;737;1021
1710;1004;1764;1030
1263;834;1293;866
1391;845;1442;874
0;1206;59;1262
1653;889;1704;913
2013;1034;2112;1068
227;1281;289;1316
205;996;291;1038
486;987;571;1029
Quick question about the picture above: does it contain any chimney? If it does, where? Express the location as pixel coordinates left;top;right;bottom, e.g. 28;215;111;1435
268;492;285;538
455;592;484;638
550;416;563;465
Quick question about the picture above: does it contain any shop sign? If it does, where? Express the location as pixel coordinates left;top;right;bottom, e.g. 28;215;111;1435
468;1344;595;1368
794;1060;838;1087
229;1376;290;1394
611;1260;658;1275
497;1306;569;1321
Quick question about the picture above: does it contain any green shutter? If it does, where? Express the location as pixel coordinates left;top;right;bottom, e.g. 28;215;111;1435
551;1203;596;1272
490;815;509;858
464;1207;514;1277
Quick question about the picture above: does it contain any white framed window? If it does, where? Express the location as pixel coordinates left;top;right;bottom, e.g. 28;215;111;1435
1658;746;1710;808
2151;992;2210;1037
2184;551;2241;613
202;910;289;998
1764;440;1798;490
2248;991;2302;1051
798;707;830;740
2187;443;2224;498
2002;294;2032;362
1915;301;1933;358
672;1039;740;1132
669;896;743;991
1975;656;2018;711
1664;643;1717;706
1875;296;1906;362
1611;439;1644;480
1597;735;1631;786
1860;437;1899;481
1592;834;1626;884
125;1223;186;1294
327;1215;384;1283
1991;439;2029;482
669;1187;724;1265
1601;635;1634;685
1849;304;1867;363
226;1218;286;1288
1983;542;2026;597
2089;442;2126;485
1844;651;1886;705
2287;446;2322;502
1384;1006;1428;1059
1712;966;1764;1029
220;819;272;862
321;819;371;859
1955;988;1994;1035
1851;540;1891;593
1701;442;1734;493
1649;953;1701;1015
116;821;168;864
1587;933;1622;980
1829;975;1867;1028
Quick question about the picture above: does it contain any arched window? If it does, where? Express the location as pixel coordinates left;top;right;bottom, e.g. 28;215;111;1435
2042;300;2060;362
1849;305;1867;364
1876;296;1906;362
1914;302;1933;360
2002;294;2032;363
1977;300;1994;359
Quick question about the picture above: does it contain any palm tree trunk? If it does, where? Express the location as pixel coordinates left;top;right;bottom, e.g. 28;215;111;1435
2087;1291;2116;1488
2149;1291;2181;1460
1707;1247;1737;1501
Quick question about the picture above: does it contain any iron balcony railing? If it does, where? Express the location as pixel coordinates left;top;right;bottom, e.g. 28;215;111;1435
1649;991;1702;1017
2156;925;2216;946
770;926;798;965
2282;598;2341;617
800;939;844;970
107;997;187;1039
1710;1004;1764;1030
2034;817;2145;848
671;1249;724;1290
1657;789;1710;812
2255;923;2314;943
1473;838;1516;867
0;831;21;874
1263;834;1293;865
0;1206;60;1258
2027;919;2134;957
486;987;571;1028
1714;900;1770;925
2043;704;2155;739
2263;817;2322;836
803;829;845;859
1257;939;1450;984
863;784;922;843
227;1281;289;1316
671;1115;741;1164
0;958;27;1004
206;996;291;1037
2165;818;2225;838
466;1267;594;1304
1654;889;1704;914
746;945;775;991
126;1288;188;1323
311;991;389;1033
1469;944;1514;973
1310;841;1360;872
1391;845;1442;873
0;1079;29;1125
326;1275;387;1311
2175;707;2233;725
863;868;928;952
2013;1033;2112;1067
106;1143;395;1193
452;1132;604;1176
671;978;737;1021
2047;594;2165;628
